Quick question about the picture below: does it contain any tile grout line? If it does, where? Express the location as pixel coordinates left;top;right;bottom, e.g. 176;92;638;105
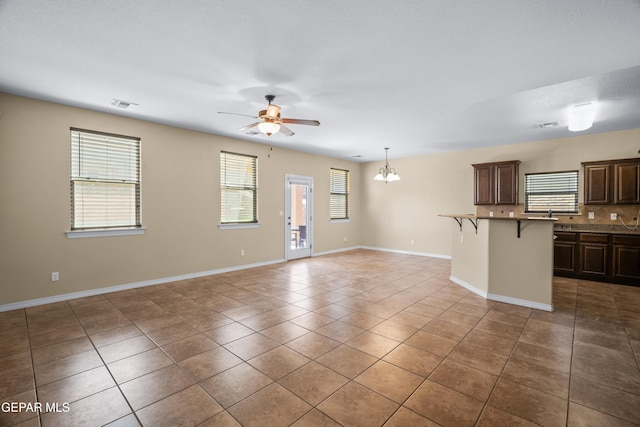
68;299;145;427
23;307;42;427
565;282;579;427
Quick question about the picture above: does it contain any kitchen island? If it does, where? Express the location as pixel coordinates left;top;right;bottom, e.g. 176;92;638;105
440;214;557;311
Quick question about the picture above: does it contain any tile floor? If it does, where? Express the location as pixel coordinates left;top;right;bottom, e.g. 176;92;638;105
1;249;640;426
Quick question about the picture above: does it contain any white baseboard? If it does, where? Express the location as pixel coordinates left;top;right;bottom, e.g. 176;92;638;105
487;293;553;312
0;258;285;313
313;246;361;257
450;275;553;312
360;246;451;259
449;276;489;298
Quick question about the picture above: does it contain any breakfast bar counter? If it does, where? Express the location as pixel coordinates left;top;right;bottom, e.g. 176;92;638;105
439;214;557;311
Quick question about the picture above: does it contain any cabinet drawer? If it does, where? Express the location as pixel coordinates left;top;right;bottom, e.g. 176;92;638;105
612;234;640;246
579;233;609;244
554;232;578;242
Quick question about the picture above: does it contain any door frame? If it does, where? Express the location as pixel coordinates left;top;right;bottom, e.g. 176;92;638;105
285;174;314;261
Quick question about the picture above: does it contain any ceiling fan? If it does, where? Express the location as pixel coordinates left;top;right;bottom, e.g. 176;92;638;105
218;95;320;136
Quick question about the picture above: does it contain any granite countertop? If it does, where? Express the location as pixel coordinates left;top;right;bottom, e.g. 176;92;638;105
554;223;640;235
439;214;557;221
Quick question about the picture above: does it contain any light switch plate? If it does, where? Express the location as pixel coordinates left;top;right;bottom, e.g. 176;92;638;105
588;212;595;219
611;213;618;220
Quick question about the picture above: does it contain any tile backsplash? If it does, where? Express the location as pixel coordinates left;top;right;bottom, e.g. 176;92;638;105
476;204;640;226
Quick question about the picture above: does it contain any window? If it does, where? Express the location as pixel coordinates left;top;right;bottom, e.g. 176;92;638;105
220;151;258;224
70;128;141;230
330;168;349;220
525;170;579;213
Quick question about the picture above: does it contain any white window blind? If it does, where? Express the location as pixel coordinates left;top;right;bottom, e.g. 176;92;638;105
220;151;258;224
525;170;578;213
330;168;349;220
70;128;141;230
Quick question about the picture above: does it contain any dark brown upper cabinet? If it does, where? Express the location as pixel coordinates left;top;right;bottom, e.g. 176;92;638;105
583;163;611;204
583;158;640;205
472;160;520;205
614;161;640;204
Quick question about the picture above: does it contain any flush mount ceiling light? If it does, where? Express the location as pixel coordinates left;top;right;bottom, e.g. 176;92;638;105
374;147;400;183
568;102;596;132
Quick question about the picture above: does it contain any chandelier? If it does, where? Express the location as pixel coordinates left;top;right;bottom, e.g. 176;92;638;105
373;147;400;183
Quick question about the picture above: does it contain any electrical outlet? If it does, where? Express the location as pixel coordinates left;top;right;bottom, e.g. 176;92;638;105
240;249;245;256
611;213;618;220
344;237;348;243
588;212;595;219
509;212;514;218
410;239;414;245
51;272;59;282
489;211;494;217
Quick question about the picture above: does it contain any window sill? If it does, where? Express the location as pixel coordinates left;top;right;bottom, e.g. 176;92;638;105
66;228;146;239
218;223;260;230
329;219;351;223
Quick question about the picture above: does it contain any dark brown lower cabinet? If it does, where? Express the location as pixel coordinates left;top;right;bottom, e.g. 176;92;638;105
579;234;608;277
554;232;577;273
612;235;640;281
554;232;640;286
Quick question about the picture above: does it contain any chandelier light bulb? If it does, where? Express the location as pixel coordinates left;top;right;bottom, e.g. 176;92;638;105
373;148;400;183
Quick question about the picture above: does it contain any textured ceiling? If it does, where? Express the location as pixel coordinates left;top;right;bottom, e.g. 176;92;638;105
1;0;640;161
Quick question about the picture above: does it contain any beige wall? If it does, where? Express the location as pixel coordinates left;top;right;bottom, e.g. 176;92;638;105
2;91;639;308
0;93;361;306
361;128;640;257
450;218;489;294
487;220;554;308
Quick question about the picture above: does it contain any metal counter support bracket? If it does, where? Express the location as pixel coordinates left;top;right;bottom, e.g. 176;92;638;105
468;218;478;234
517;220;521;238
453;217;478;234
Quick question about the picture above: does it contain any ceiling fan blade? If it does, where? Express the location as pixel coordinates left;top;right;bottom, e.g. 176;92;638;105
281;118;320;126
279;124;295;136
218;112;258;119
237;122;260;132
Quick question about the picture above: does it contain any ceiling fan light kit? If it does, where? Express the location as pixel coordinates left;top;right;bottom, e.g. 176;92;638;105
374;147;401;183
258;121;280;136
218;94;320;137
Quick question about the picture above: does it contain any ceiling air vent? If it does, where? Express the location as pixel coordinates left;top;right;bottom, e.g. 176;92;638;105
536;121;560;128
109;99;138;110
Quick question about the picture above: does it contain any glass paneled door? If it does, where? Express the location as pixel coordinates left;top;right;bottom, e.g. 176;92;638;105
285;175;313;260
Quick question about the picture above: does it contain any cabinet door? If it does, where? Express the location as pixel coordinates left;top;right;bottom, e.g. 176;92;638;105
584;164;610;204
580;243;608;276
495;162;518;205
614;162;640;204
554;242;576;273
474;164;495;205
612;244;640;279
